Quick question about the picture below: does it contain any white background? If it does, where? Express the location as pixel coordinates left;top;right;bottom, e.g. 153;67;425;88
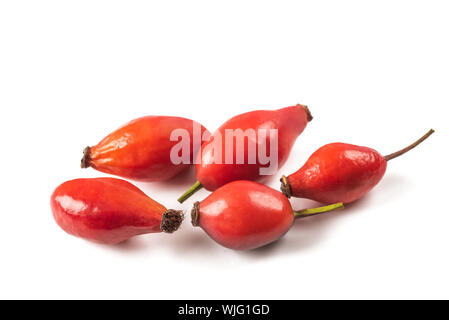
0;1;448;299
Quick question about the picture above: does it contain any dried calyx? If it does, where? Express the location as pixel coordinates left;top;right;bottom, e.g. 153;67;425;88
191;201;200;227
161;210;184;233
302;105;313;122
280;175;292;198
80;146;91;168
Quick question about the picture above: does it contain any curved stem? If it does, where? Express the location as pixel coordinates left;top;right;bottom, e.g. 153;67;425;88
384;129;434;161
177;181;203;203
294;202;344;219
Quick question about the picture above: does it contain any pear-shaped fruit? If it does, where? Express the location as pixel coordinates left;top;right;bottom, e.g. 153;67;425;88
281;129;434;204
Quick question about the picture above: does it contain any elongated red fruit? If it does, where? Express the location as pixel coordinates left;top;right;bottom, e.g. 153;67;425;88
51;178;183;244
281;129;434;204
191;180;343;250
81;116;209;181
178;104;312;202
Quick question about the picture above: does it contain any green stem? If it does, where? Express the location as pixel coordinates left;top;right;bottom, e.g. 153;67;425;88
177;181;203;203
294;202;344;219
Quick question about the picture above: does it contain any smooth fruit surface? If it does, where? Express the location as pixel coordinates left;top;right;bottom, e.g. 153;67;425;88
51;178;182;244
82;116;209;181
284;143;387;204
197;105;311;190
192;180;295;250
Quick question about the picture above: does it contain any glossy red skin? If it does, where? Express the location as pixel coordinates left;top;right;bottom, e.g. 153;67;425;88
51;178;168;244
287;143;387;204
196;105;311;191
88;116;209;181
196;181;294;250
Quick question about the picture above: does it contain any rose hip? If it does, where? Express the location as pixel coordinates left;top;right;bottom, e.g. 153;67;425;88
50;178;183;244
178;104;312;203
281;129;434;204
191;180;343;250
81;116;209;181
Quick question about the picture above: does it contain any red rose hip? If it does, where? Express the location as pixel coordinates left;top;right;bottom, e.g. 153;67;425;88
191;180;343;250
51;178;183;244
81;116;209;182
178;104;312;203
281;129;434;204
